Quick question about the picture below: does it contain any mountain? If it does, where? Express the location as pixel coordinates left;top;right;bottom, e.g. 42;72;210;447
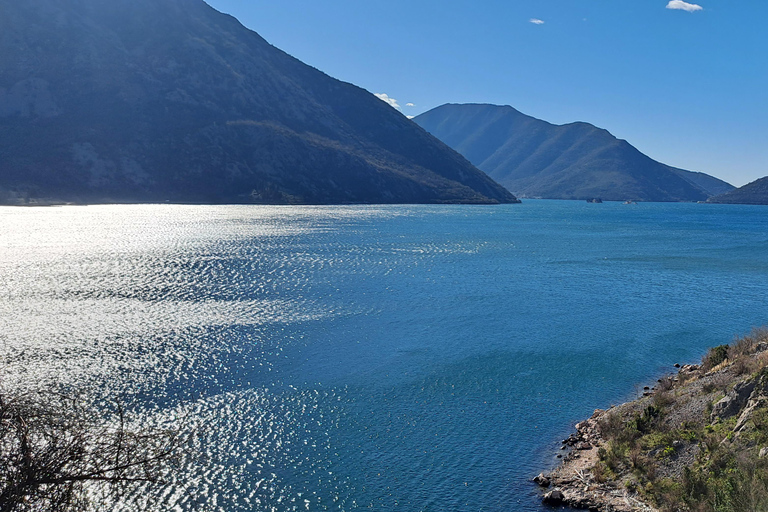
672;169;735;198
707;176;768;205
414;104;733;202
0;0;517;205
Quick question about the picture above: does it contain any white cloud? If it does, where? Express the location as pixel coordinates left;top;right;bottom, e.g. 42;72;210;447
374;93;400;109
406;115;415;120
406;102;415;107
666;1;703;12
529;18;545;25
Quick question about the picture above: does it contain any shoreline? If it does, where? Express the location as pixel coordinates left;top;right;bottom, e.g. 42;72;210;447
534;328;768;512
535;395;665;511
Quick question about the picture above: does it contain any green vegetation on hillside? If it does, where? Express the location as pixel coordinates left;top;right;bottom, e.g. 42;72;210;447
595;328;768;512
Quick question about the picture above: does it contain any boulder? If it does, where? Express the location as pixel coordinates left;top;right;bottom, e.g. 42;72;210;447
711;379;757;421
735;397;768;433
542;489;566;505
734;372;768;433
533;473;551;487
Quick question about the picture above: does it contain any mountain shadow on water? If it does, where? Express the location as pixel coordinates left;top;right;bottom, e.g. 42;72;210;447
0;0;518;205
414;103;733;202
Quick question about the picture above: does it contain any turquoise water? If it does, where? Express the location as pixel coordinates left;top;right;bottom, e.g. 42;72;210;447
1;201;767;511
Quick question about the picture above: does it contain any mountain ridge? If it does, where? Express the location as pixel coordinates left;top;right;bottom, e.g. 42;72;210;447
707;176;768;205
414;103;733;202
0;0;517;205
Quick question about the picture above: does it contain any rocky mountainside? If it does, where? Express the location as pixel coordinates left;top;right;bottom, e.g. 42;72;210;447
708;176;768;205
0;0;517;205
414;104;733;202
538;328;768;512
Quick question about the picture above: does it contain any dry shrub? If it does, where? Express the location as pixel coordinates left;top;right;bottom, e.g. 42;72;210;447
598;410;625;441
756;352;768;371
678;371;696;386
728;328;768;375
732;335;756;359
629;446;646;470
653;390;674;409
732;327;768;359
592;462;608;484
728;453;768;512
657;376;675;393
733;356;758;376
644;461;657;483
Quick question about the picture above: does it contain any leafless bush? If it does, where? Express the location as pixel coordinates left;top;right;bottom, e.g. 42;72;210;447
732;357;757;376
657;376;675;393
629;446;645;470
0;387;179;512
731;327;768;359
732;335;756;360
653;390;674;409
598;410;624;440
592;462;608;484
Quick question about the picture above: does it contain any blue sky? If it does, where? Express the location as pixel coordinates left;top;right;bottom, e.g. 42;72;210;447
206;0;767;187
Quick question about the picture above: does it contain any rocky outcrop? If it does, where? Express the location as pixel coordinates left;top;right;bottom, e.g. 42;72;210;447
734;370;768;433
711;379;756;421
533;473;551;487
542;410;657;512
542;489;565;505
539;330;768;512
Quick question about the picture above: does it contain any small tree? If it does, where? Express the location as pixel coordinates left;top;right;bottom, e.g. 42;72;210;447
702;344;730;371
0;388;178;512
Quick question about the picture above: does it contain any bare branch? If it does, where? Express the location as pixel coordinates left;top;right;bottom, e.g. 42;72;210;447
0;386;180;512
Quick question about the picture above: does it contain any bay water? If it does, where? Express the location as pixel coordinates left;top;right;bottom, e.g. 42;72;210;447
1;201;767;511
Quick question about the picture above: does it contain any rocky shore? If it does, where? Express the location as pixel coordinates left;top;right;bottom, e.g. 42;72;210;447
534;328;768;512
534;408;659;512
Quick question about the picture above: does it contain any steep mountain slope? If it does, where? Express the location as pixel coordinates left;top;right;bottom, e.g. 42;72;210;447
0;0;517;205
708;176;768;205
672;169;735;197
414;104;732;202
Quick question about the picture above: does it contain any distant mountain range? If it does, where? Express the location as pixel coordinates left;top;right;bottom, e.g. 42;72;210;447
0;0;517;205
414;104;734;202
708;176;768;205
